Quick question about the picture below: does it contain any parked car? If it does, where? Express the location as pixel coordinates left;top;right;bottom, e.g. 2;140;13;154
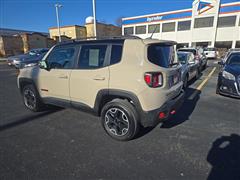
177;51;200;89
17;37;184;141
204;47;218;59
217;51;240;98
222;48;240;63
7;48;49;69
178;47;207;71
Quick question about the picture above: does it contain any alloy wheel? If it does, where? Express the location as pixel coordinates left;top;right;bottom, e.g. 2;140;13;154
105;108;129;136
23;89;36;110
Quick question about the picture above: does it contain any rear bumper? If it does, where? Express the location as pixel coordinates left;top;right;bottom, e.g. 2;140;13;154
140;90;185;127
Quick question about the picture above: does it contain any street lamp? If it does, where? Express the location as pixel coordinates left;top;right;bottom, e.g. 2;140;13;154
92;0;97;38
55;3;63;42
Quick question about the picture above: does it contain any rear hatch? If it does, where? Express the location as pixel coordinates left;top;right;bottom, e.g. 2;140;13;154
146;42;182;94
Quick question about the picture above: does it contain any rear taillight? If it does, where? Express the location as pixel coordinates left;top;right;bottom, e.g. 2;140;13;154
195;55;200;60
144;72;163;88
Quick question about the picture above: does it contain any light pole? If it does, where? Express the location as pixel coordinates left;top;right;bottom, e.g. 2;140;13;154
92;0;97;38
55;3;63;42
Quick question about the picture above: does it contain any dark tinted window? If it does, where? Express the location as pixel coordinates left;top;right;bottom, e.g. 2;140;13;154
178;49;197;55
148;45;177;68
136;25;146;34
218;16;236;27
148;24;160;33
78;45;107;69
227;53;240;65
194;17;214;28
46;46;76;69
204;47;216;51
110;45;123;65
177;53;188;64
177;20;191;31
162;22;175;32
124;27;134;35
40;49;49;53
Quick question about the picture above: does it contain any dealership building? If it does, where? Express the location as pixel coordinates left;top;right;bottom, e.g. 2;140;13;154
122;0;240;48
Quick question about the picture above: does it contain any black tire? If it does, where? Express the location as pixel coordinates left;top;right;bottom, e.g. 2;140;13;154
183;75;188;89
216;84;220;94
203;64;207;70
101;99;139;141
22;84;45;112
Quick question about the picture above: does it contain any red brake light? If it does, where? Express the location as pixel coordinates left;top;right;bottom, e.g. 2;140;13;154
195;55;200;60
144;72;163;88
144;74;151;85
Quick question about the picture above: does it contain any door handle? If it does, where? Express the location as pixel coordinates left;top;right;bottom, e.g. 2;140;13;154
58;75;68;79
93;76;105;81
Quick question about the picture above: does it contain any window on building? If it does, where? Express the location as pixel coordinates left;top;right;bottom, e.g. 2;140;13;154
124;27;134;35
162;22;176;32
218;16;236;27
46;45;76;69
177;20;191;31
236;41;240;48
78;45;107;69
196;42;210;47
148;24;160;33
215;41;232;49
110;45;123;65
194;16;214;28
177;43;189;49
135;25;146;34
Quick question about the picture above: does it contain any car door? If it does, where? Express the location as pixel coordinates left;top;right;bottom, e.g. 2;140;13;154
37;45;78;102
70;44;110;108
188;53;197;80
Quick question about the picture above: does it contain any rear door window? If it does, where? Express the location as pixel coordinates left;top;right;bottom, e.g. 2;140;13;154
78;45;107;69
148;44;177;68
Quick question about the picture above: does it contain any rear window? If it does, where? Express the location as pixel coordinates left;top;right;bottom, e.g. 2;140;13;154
204;48;216;51
177;53;188;64
178;49;197;55
148;44;177;68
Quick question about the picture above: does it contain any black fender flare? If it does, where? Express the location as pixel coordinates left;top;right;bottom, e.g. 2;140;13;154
94;89;143;116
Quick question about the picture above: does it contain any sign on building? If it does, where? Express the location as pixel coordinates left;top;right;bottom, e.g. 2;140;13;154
192;0;221;17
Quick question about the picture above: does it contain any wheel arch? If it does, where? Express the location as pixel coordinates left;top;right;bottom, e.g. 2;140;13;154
94;89;143;116
18;78;37;94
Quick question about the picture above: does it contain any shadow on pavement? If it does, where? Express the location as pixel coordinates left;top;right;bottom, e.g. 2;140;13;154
207;134;240;180
135;88;201;139
0;108;61;132
160;87;201;128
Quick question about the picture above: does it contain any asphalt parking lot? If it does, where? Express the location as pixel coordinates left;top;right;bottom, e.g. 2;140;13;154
0;61;239;180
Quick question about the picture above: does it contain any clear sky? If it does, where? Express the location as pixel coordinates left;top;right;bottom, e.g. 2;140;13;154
0;0;238;33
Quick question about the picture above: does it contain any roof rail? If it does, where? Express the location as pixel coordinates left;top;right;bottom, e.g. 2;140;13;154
57;35;142;44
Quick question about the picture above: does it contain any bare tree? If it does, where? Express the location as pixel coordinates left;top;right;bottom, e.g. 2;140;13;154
115;16;125;27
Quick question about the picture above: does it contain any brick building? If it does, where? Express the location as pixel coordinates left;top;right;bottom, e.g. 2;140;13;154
0;28;56;57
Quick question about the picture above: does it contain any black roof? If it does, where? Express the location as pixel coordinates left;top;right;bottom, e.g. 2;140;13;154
55;36;141;46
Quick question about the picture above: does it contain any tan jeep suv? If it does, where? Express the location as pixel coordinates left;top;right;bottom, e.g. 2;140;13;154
17;37;184;141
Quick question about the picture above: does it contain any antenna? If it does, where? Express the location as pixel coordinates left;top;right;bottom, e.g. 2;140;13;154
148;24;158;39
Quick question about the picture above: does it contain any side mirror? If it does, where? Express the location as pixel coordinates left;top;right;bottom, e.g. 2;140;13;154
39;61;49;70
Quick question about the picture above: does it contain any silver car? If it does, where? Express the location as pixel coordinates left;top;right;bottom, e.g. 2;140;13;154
7;48;49;68
177;51;200;89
